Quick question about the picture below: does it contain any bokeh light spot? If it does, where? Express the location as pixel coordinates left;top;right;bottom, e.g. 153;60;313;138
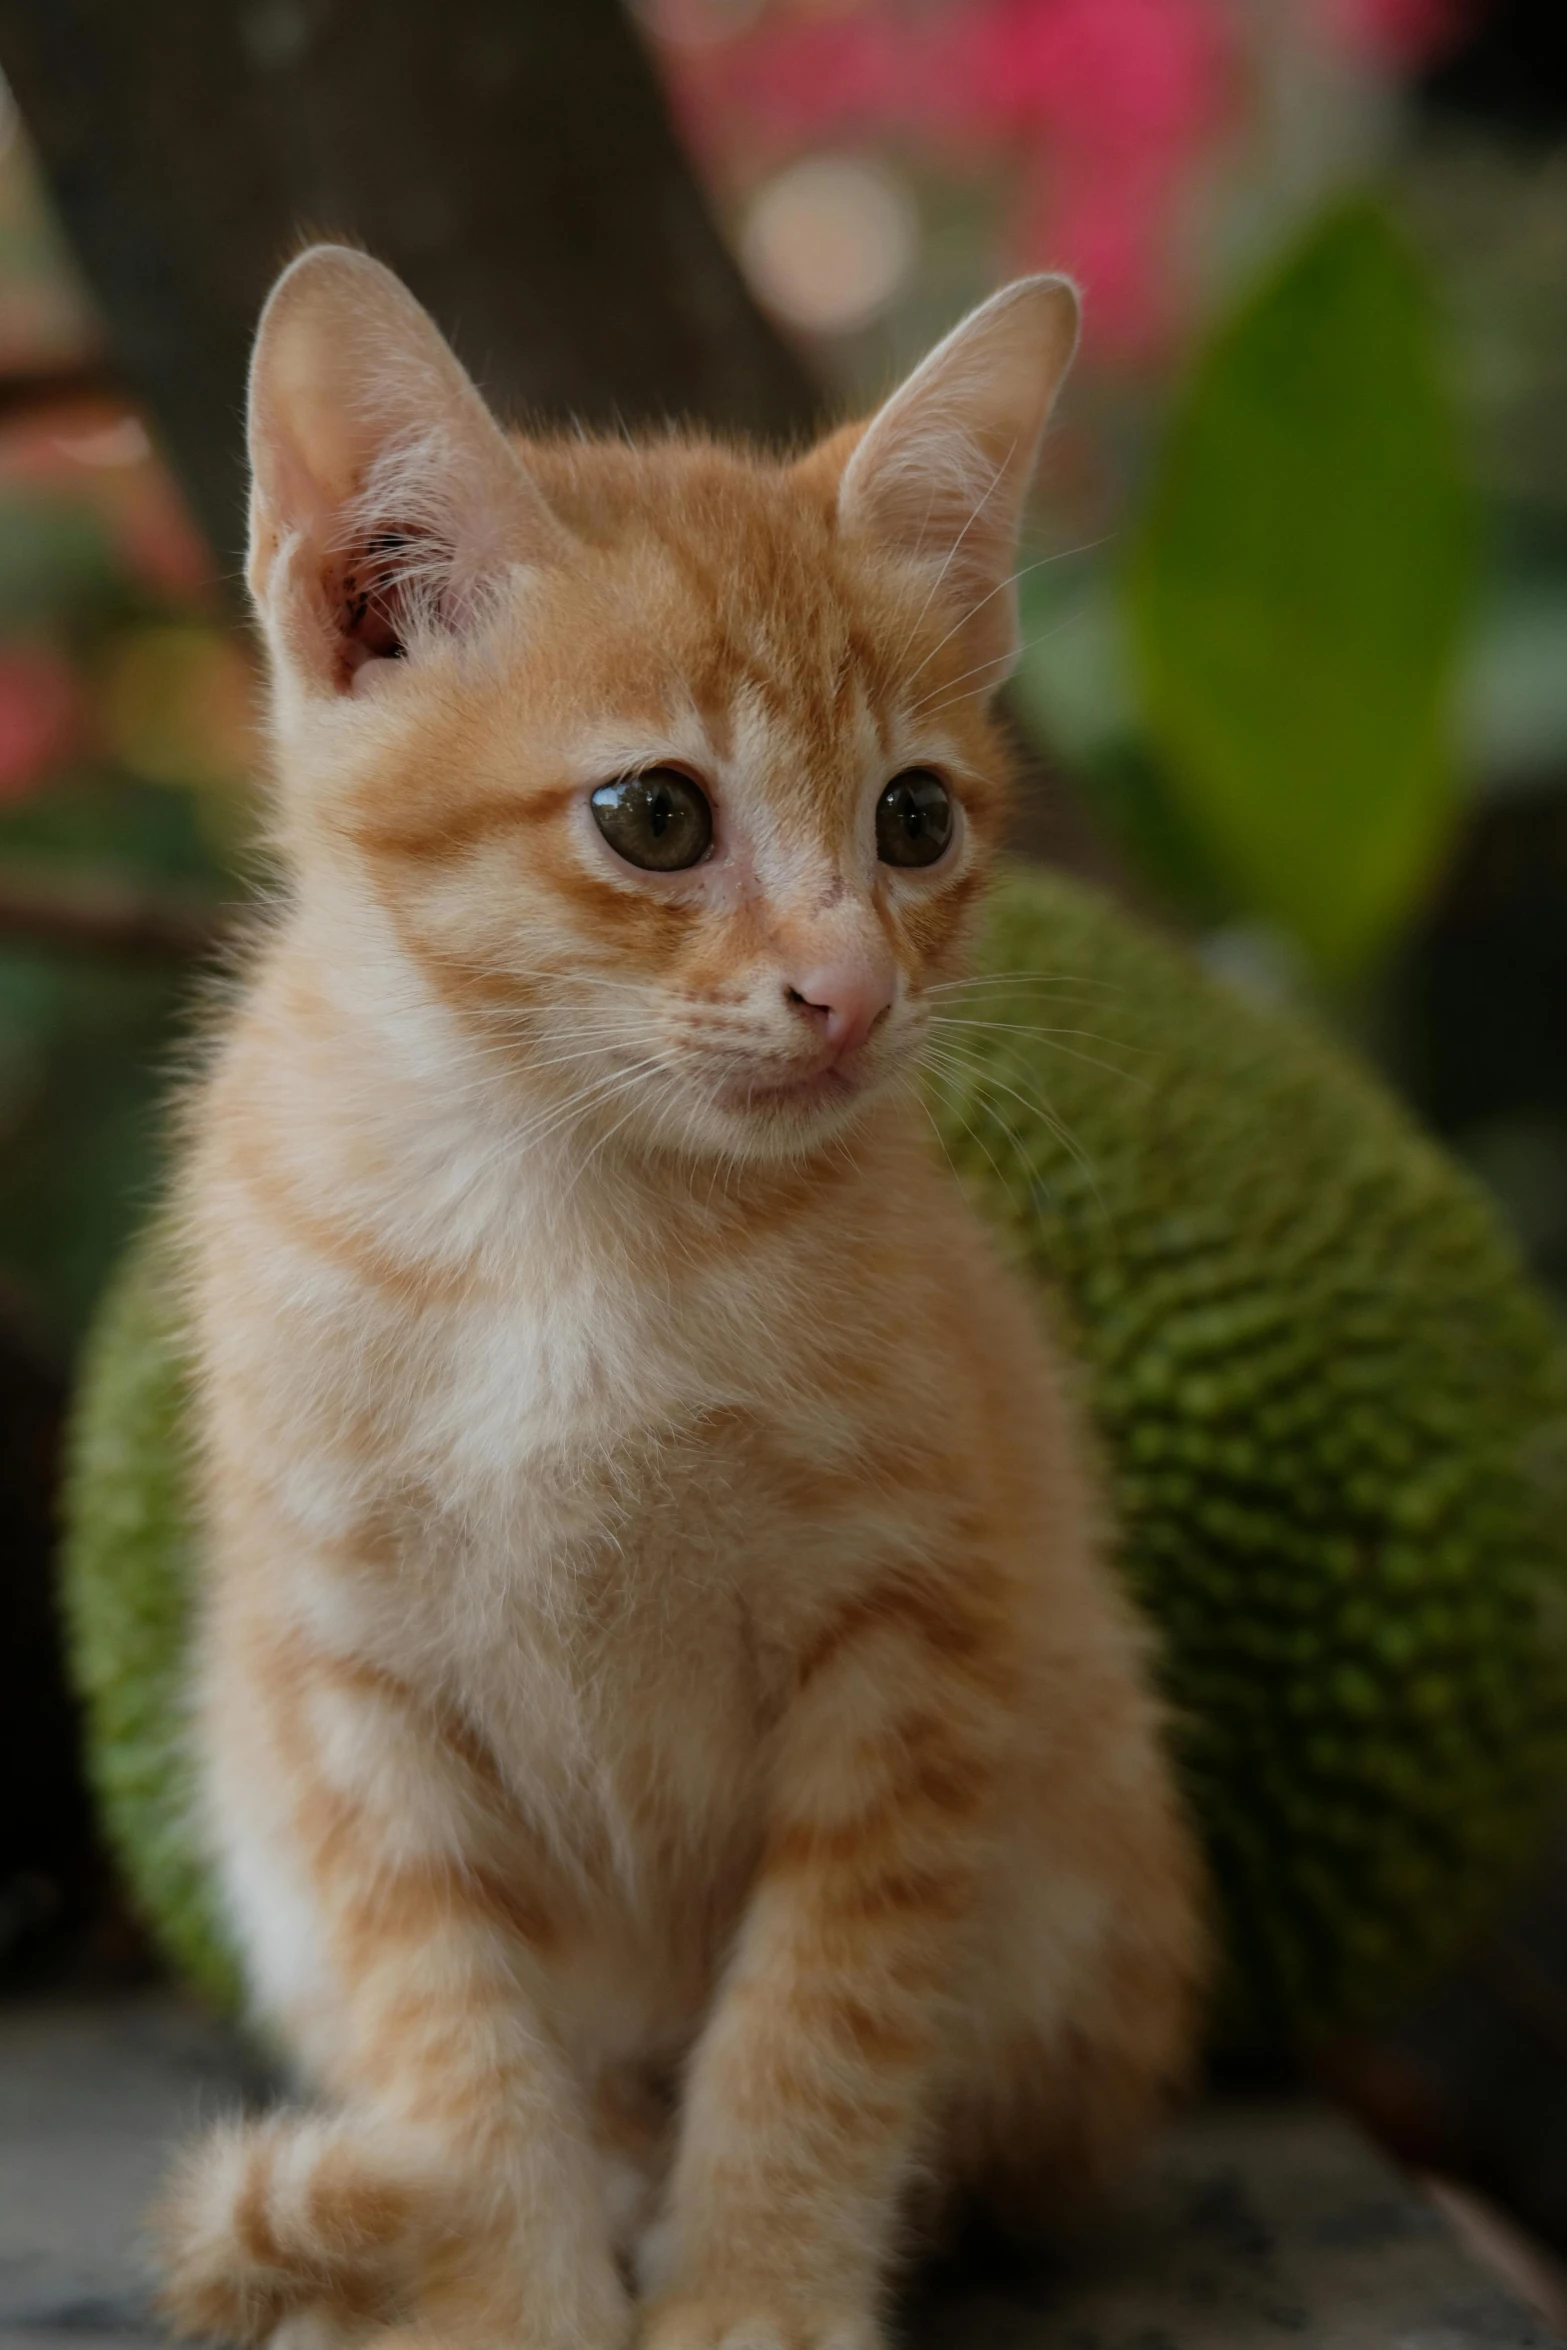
740;153;917;335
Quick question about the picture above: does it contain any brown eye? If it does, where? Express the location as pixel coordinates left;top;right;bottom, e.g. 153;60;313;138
591;768;713;872
876;769;954;868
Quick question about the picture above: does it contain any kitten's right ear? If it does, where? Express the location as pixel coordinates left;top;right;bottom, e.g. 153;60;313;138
246;245;567;695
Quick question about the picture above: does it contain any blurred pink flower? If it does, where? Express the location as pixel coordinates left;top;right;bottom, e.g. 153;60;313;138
956;0;1227;151
959;0;1231;352
1313;0;1471;68
664;10;904;165
0;644;80;796
657;0;1459;356
1015;145;1187;350
663;0;1236;356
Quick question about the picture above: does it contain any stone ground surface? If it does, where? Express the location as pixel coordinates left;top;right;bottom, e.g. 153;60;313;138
0;1992;1559;2350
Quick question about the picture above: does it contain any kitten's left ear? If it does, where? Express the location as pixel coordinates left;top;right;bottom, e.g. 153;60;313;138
830;275;1080;687
247;244;569;695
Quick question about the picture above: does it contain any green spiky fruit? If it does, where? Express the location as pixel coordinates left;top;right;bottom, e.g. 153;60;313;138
59;1237;239;2012
59;866;1567;2048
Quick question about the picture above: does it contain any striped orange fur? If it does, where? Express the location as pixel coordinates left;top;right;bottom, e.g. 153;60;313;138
161;247;1208;2350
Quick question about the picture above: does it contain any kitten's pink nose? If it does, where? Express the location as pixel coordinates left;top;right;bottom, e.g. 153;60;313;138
786;959;895;1057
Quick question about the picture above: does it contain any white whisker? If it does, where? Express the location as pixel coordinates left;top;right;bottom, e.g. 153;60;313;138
889;438;1018;675
924;1032;1108;1222
921;1050;1022;1212
926;972;1125;997
902;535;1112;695
928;1016;1151;1091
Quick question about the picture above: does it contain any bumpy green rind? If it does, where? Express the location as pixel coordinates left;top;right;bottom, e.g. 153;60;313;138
58;866;1567;2048
59;1235;239;2010
932;869;1567;2044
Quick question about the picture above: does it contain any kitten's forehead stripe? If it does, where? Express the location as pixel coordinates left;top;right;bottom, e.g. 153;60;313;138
529;440;917;777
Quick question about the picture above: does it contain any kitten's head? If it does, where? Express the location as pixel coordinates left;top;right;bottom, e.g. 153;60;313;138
246;247;1077;1165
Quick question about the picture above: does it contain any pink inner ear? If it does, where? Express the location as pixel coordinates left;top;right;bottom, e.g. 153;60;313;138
333;530;424;685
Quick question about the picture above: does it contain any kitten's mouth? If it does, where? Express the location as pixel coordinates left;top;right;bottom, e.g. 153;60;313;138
717;1062;864;1117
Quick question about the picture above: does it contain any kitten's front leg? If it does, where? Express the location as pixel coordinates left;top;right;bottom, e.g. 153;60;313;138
161;1621;630;2350
642;1563;1015;2350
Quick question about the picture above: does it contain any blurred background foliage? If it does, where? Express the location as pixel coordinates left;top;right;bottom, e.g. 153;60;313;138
0;68;249;1363
1126;196;1471;976
0;0;1563;1369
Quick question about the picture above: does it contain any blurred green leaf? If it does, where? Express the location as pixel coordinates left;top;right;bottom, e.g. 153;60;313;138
0;491;122;637
0;945;186;1356
1014;570;1135;773
0;766;236;1354
1014;567;1238;921
0;766;233;891
1127;196;1473;976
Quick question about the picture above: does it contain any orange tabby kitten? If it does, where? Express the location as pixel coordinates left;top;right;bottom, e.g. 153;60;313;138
160;246;1207;2350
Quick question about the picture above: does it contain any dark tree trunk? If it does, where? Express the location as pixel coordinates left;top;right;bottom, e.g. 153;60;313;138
0;0;822;585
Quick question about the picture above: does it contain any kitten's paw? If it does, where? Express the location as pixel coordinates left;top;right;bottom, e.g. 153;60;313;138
640;2295;880;2350
268;2312;368;2350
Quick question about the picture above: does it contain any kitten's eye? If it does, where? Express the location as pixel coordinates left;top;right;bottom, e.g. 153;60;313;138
591;768;713;872
876;769;954;868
